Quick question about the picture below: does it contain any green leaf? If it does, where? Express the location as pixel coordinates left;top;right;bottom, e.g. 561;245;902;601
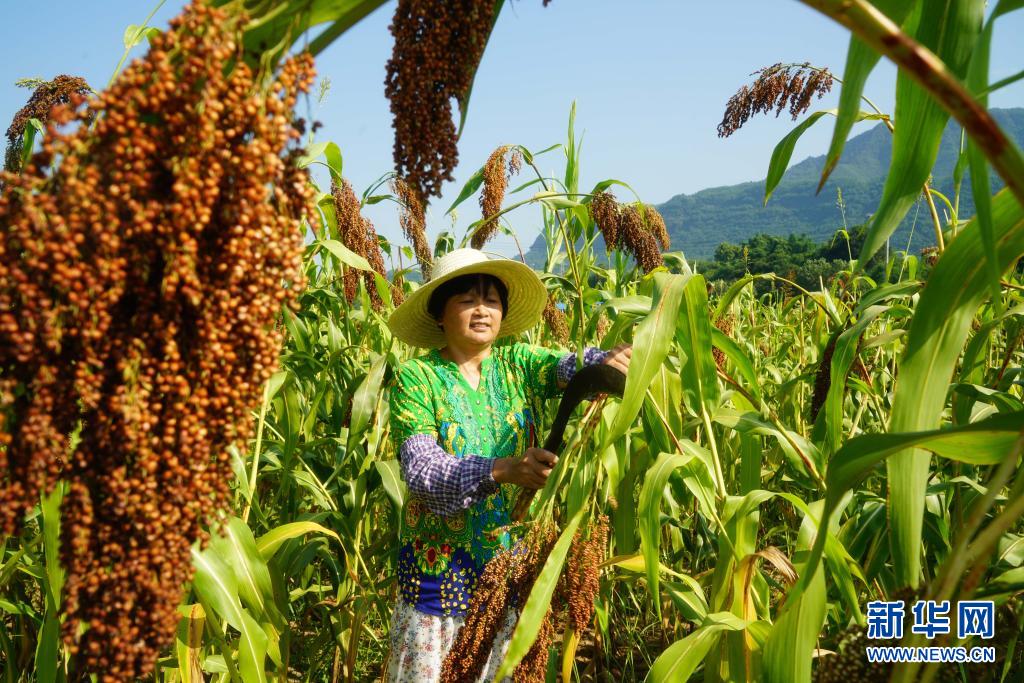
765;109;883;204
34;612;60;683
602;273;689;451
820;305;886;455
992;0;1024;20
857;0;984;265
953;384;1024;413
282;309;309;356
455;0;505;138
264;372;289;407
712;273;772;320
323;141;344;183
19;118;44;167
836;412;1024;490
122;23;160;49
191;546;269;683
298;141;330;169
954;303;1024;423
977;566;1024;600
646;612;750;682
564;100;580;194
676;443;719;524
34;485;64;683
445;165;486;215
601;295;652;316
798;411;1024;601
495;509;584;679
255;521;340;559
663;579;710;623
175;604;206;683
506;176;546;196
710;328;763;405
320;239;372;271
763;500;828;683
219;0;388;64
306;0;391;55
639;452;697;617
347;354;387;452
887;187;1024;587
520;142;560;166
364;194;392;206
534;190;582;211
212;520;285;667
852;280;921;315
587;178;639;201
819;0;912;190
966;11;1000;306
374;460;406;516
39;487;63;613
713;409;821;482
675;274;720;418
211;518;275;619
274;382;302;467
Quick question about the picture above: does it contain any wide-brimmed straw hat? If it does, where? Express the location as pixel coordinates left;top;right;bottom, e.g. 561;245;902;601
388;248;547;348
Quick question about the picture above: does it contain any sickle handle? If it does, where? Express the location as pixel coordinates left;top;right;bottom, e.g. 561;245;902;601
510;363;626;522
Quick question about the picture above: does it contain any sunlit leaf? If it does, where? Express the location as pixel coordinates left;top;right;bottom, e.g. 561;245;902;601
819;0;912;190
856;0;984;265
646;612;750;682
765;109;883;204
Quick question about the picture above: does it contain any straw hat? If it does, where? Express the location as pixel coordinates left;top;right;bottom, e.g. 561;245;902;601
388;248;547;348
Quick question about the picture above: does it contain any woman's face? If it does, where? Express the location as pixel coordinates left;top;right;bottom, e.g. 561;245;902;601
439;283;504;348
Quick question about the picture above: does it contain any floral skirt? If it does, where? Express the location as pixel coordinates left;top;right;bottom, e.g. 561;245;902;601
386;598;518;683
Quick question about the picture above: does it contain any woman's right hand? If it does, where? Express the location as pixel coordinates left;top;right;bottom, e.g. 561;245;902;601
491;447;558;490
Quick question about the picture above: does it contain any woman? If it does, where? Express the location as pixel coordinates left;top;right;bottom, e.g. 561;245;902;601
384;248;630;682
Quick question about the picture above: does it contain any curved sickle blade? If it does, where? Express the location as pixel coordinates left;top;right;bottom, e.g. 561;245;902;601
512;363;627;522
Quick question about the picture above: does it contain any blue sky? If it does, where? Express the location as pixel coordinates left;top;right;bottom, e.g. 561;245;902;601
3;1;1022;257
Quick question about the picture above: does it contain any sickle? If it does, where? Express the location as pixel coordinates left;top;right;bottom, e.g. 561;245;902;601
510;363;627;522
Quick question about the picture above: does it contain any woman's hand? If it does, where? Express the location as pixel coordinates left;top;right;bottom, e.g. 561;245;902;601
492;447;558;490
602;343;632;375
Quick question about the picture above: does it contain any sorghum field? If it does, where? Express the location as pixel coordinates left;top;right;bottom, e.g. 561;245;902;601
1;1;1023;682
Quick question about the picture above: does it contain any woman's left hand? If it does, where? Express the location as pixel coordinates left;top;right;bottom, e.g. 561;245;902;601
602;343;632;375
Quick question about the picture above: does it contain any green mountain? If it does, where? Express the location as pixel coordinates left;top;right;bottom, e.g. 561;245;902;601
525;107;1024;263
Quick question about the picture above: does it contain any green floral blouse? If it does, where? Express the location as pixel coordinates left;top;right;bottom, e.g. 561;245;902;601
388;342;563;617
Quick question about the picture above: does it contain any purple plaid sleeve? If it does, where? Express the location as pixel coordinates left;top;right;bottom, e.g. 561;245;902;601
556;347;610;386
398;433;499;517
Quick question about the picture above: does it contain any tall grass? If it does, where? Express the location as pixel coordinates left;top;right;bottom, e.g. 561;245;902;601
1;1;1023;681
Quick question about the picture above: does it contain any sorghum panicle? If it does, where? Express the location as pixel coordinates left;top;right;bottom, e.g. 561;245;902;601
718;62;833;138
713;315;735;371
512;516;608;683
811;328;841;421
542;295;569;345
589;192;665;272
512;609;554;683
439;546;515;683
645;204;670;251
564;514;608;633
392;271;406;306
589;191;620;248
473;145;521;249
4;75;91;173
0;3;315;678
332;178;387;309
441;524;556;683
619;203;664;273
392;177;432;280
384;0;499;202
